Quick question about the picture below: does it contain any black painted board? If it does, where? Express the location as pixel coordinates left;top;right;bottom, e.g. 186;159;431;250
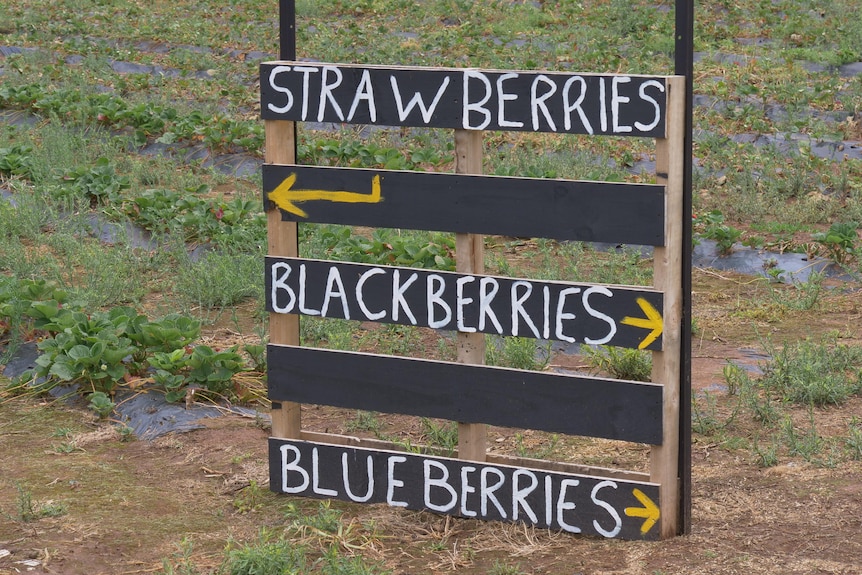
267;345;663;444
269;438;662;540
260;62;668;138
265;257;665;351
262;165;665;247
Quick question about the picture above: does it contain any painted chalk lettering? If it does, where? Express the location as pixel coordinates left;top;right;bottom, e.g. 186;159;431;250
266;257;664;350
270;438;662;540
261;63;667;137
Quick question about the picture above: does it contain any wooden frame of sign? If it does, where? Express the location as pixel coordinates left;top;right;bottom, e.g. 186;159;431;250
261;59;685;539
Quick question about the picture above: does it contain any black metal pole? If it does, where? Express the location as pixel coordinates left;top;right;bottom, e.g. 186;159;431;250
279;0;296;60
674;0;694;536
277;0;299;168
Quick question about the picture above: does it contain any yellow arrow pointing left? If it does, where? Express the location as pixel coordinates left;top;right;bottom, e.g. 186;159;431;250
268;173;382;218
620;297;663;350
625;488;660;536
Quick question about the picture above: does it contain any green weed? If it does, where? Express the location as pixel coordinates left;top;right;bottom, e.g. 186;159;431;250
487;560;525;575
285;500;344;535
319;544;389;575
174;249;262;313
752;435;780;468
232;481;267;514
692;392;722;435
582;345;652;382
846;417;862;460
770;272;824;312
486;336;551;371
223;530;307;575
420;418;458;454
347;410;384;436
159;539;205;575
8;482;67;522
759;336;862;406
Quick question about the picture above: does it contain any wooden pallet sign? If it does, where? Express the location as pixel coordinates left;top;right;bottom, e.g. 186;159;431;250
262;56;685;540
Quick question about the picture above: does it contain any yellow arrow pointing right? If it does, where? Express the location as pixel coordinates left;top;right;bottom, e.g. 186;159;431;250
625;488;660;536
620;297;663;350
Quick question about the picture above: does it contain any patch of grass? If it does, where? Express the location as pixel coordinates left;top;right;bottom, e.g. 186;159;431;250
319;544;389;575
769;272;824;312
486;336;551;371
581;345;652;382
223;530;307;575
285;500;344;535
846;417;862;460
692;391;727;435
759;336;862;406
300;316;362;351
420;417;458;454
173;249;262;314
347;410;384;437
487;560;525;575
232;481;267;515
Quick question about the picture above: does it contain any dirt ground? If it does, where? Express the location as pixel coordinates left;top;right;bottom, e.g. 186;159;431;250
2;269;862;575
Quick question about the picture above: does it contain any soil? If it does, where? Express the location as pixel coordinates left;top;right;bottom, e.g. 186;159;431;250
2;266;862;574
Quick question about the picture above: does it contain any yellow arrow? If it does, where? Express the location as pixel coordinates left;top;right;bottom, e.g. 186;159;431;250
625;488;660;536
268;173;382;218
620;297;663;350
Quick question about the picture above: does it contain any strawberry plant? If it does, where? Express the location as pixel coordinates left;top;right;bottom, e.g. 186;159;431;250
124;311;201;354
124;187;265;246
694;210;742;256
321;226;456;270
185;345;245;394
33;309;138;394
0;143;34;178
56;157;131;205
812;222;859;265
0;279;77;345
150;345;246;402
88;391;115;419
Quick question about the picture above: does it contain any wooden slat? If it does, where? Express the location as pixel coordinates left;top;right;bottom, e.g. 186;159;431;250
261;165;666;246
264;256;665;350
269;437;662;539
454;128;487;462
260;62;669;138
265;119;301;439
650;76;685;538
268;344;663;444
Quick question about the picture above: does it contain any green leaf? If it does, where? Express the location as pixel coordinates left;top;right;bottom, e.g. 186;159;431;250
49;361;76;381
67;345;92;362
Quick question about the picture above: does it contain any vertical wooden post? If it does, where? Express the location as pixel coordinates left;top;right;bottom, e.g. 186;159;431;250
454;129;487;462
266;119;301;440
651;76;686;538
